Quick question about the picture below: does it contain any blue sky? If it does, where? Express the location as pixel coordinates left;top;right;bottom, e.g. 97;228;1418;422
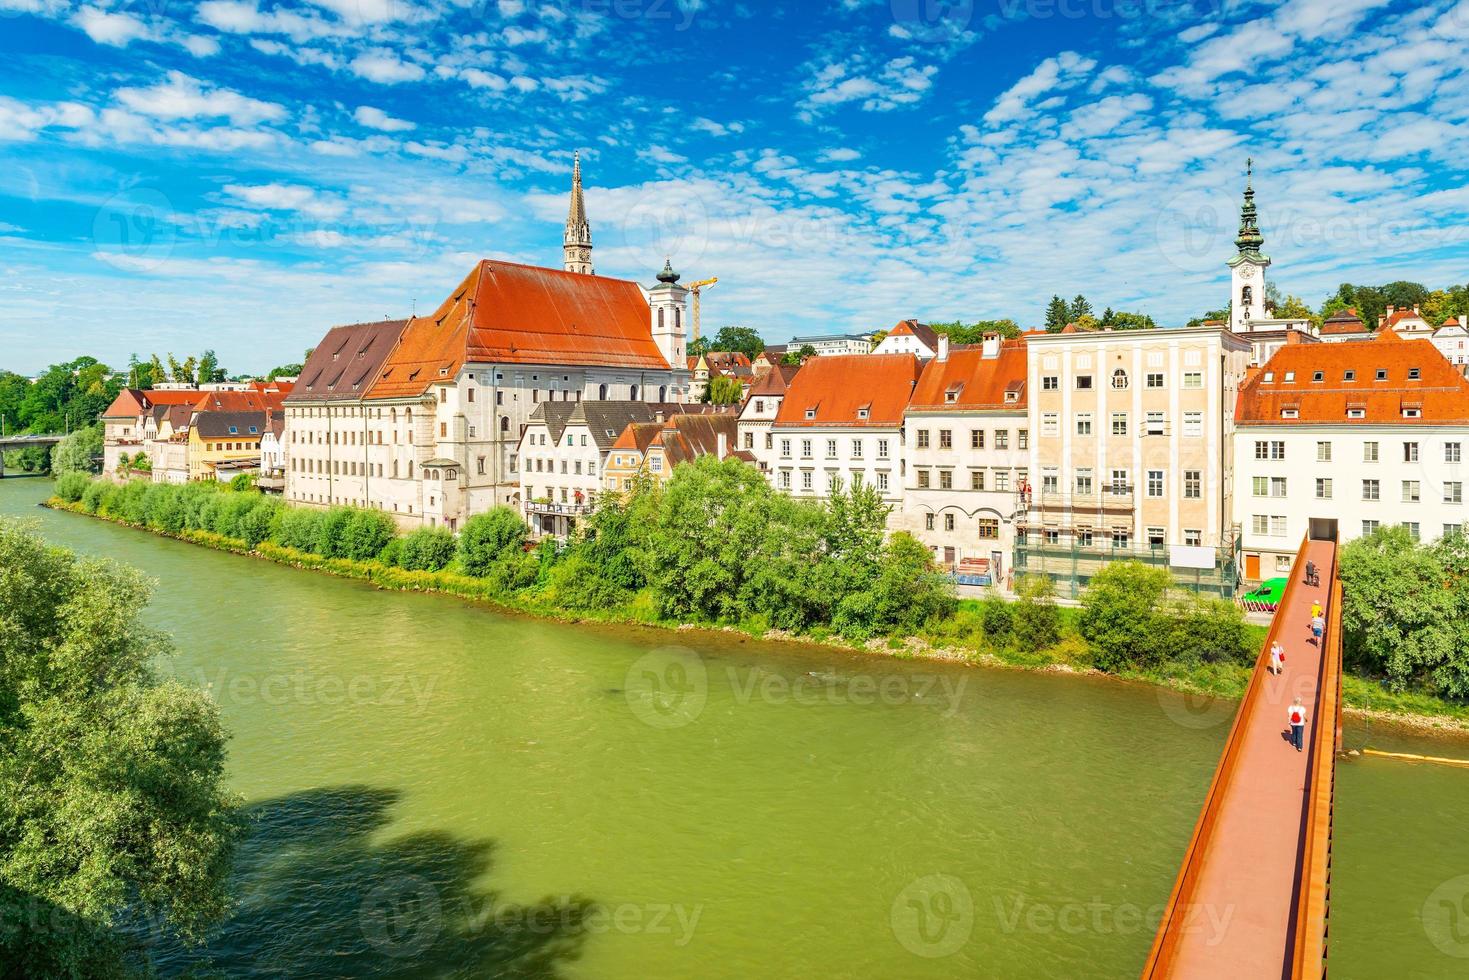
1;0;1465;375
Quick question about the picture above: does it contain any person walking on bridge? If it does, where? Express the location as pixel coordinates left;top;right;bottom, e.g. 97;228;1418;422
1268;641;1285;675
1288;698;1307;752
1309;613;1325;646
1311;600;1323;621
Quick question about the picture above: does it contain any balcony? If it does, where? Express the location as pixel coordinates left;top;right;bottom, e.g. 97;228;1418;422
525;501;593;517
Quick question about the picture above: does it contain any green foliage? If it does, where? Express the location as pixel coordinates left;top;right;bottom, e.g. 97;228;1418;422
1044;295;1069;331
1100;310;1156;331
396;527;456;572
833;532;957;640
929;319;1022;343
545;552;629;610
978;591;1014;647
1077;561;1251;673
704;374;743;405
0;356;122;438
708;325;765;361
0;520;244;974
1340;527;1467;696
237;497;281;549
80;479;108;514
315;506;355;558
340;509;397;561
1069;294;1093;321
273;506;325;553
51;425;102;475
458;507;528;576
1012;574;1060;650
53;472;89;503
228;472;257;492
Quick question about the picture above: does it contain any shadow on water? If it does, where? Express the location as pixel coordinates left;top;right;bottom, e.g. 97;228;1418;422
144;786;595;979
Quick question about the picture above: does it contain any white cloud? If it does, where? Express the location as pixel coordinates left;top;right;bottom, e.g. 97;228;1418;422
819;147;861;162
114;70;286;125
353;105;416;132
182;35;222;57
350;50;426;84
639;145;687;165
73;7;155;46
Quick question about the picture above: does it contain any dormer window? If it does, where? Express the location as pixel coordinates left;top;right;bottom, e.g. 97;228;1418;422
228;426;239;434
1403;408;1422;419
856;406;870;419
1312;371;1324;382
1283;371;1295;383
440;367;449;377
1347;408;1365;419
805;408;817;420
248;426;259;434
1375;369;1388;381
1263;372;1274;383
1281;408;1299;419
944;385;962;404
1408;367;1421;380
1343;370;1356;382
1004;390;1019;404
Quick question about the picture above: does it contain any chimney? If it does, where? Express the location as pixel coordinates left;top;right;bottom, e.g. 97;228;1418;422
981;332;1000;359
937;334;950;361
654;409;665;423
716;432;727;458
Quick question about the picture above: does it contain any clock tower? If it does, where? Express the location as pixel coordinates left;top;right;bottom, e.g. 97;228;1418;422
1227;158;1270;333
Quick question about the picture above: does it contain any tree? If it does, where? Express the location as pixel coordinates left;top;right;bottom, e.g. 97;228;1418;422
709;326;765;361
1044;295;1069;332
930;319;1021;344
396;528;457;572
686;337;711;359
1106;311;1157;331
1077;561;1174;672
1273;294;1315;323
51;426;102;475
705;375;743;405
0;521;244;974
1012;574;1060;650
458;507;528;576
1187;308;1230;327
1069;294;1092;321
197;349;226;384
781;344;816;365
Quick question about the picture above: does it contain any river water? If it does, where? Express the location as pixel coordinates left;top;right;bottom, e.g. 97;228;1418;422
3;478;1467;978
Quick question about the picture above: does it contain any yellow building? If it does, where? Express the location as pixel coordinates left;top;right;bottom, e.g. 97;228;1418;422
603;413;739;494
189;411;266;481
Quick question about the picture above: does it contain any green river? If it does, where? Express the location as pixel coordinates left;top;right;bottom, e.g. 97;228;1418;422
4;477;1468;978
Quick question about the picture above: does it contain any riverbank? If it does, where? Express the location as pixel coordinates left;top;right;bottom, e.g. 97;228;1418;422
39;494;1469;733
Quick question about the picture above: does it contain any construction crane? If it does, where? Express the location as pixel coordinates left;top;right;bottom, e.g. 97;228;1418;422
687;277;717;342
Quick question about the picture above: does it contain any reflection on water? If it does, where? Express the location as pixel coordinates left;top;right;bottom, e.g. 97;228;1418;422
5;479;1469;978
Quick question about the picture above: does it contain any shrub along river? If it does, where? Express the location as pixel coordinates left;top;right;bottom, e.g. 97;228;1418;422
3;477;1468;978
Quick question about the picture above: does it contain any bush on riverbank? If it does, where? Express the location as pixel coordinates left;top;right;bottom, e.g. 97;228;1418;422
1077;561;1253;673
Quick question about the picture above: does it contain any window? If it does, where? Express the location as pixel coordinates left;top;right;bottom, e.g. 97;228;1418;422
1316;441;1332;462
851;439;863;458
1364;441;1379;462
917;430;930;448
939;429;952;449
970;430;984;449
1406;522;1421;541
995;431;1009;450
1111;528;1131;549
978;519;999;539
1408;367;1421;380
1042;376;1059;390
1076;469;1093;496
1362;479;1380;501
1147;527;1166;547
1316;478;1332;499
1255;440;1285;460
1146;372;1165;389
1076;527;1094;547
1184;529;1202;547
1284;371;1296;383
925;514;935;531
1111;413;1128;437
1045;528;1061;545
1447;482;1464;504
1183;412;1203;437
876;472;889;491
1111;369;1129;390
1145;412;1166;436
1405;442;1420;463
1147;471;1164;497
917;470;930;489
1042;413;1060;437
1343;370;1356;382
939;470;953;490
779;470;790;489
826;439;837;458
994;471;1010;492
1184;470;1201;499
1376;369;1388;381
877;439;889;459
1403;480;1421;503
970;470;985;491
944;514;955;532
1109;469;1128;495
1076;414;1093;436
1183;372;1203;389
1446;524;1463;539
1076;375;1093;390
1362;520;1380;536
1041;472;1059;494
801;471;813;491
1018;430;1028;450
801;439;812;458
780;439;792;458
1448;443;1462;463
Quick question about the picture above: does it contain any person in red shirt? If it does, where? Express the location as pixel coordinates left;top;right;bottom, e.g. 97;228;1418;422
1288;698;1307;752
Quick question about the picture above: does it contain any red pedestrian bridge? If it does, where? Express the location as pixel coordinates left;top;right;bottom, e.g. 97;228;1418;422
1143;531;1342;979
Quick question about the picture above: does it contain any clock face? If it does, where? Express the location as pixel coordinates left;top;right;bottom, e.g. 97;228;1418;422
1239;264;1257;279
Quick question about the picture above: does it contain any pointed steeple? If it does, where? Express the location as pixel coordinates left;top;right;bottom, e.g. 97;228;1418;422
563;150;594;275
1234;157;1265;255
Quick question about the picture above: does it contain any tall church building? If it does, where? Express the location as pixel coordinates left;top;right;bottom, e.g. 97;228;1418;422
283;151;691;530
1224;160;1317;365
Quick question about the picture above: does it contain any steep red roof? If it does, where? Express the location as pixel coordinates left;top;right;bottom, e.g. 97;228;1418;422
1237;338;1469;425
907;340;1028;412
102;388;215;418
886;319;940;349
772;354;921;428
289;320;411;403
101;389;147;419
192;389;286;414
747;363;800;397
369;260;669;399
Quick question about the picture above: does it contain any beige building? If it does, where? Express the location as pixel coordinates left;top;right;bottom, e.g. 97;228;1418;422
1019;325;1252;597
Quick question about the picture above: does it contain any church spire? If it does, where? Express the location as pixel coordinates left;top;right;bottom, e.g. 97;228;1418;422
563;150;594;275
1234;156;1265;256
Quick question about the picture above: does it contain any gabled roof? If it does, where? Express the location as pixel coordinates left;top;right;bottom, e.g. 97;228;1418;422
102;387;213;419
368;260;670;400
773;353;921;428
192;389;285;414
747;363;800;397
886;319;939;349
524;401;579;443
907;340;1029;412
655;413;737;467
193;411;269;439
101;389;147;419
610;421;663;455
702;351;753;377
289;319;410;403
1237;337;1469;425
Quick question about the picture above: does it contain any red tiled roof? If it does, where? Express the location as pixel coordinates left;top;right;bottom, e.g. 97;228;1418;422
747;363;800;397
773;353;921;428
610;421;663;454
1320;319;1369;336
192;389;286;414
250;379;295;395
1237;338;1469;425
101;389;146;418
907;340;1028;411
369;260;669;399
102;388;216;418
886;319;940;348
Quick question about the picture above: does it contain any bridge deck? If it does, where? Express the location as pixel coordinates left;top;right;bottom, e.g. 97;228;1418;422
1144;537;1338;978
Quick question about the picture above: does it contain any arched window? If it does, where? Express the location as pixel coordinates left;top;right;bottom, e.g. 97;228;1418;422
405;408;412;422
675;307;682;328
658;308;665;329
630;384;639;400
1111;369;1129;390
1241;285;1253;306
659;385;667;401
598;383;608;399
407;460;414;478
500;416;509;432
